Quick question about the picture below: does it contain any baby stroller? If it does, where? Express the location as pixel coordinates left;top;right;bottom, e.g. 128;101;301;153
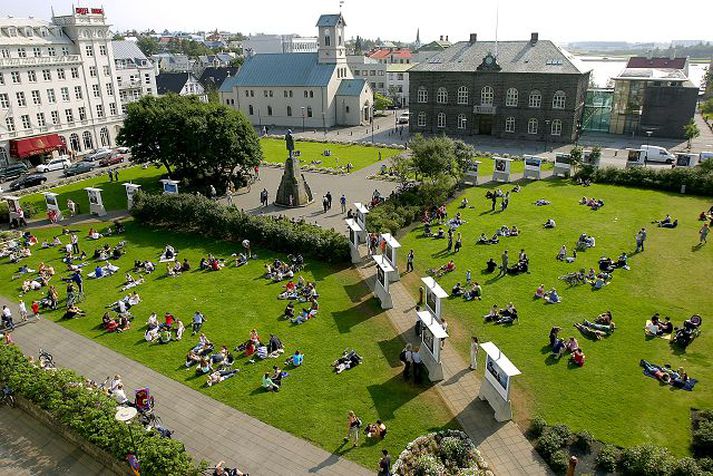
134;387;155;415
672;315;702;349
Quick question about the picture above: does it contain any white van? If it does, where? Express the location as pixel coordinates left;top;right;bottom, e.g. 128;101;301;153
640;145;676;164
700;151;713;162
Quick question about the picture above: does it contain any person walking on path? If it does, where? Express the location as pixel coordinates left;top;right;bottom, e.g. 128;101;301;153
406;249;414;273
400;343;413;379
322;195;329;213
2;305;14;331
108;170;113;182
378;449;391;476
18;300;27;322
31;300;40;320
340;194;347;214
344;411;361;447
326;191;333;210
635;227;647;252
469;336;479;370
500;250;509;276
700;223;709;245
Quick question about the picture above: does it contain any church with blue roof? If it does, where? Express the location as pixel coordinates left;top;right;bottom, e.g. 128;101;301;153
220;14;373;129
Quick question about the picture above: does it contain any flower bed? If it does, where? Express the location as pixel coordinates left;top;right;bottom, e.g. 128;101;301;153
392;430;493;476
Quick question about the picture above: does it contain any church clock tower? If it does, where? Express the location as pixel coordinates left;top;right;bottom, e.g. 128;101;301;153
316;14;347;65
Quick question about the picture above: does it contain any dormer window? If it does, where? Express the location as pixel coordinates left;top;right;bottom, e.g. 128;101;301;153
324;35;331;47
25;27;32;37
7;27;17;37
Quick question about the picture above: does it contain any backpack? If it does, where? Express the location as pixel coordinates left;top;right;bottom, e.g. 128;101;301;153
399;350;407;363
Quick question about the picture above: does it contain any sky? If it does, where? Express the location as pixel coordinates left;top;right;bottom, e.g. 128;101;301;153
5;0;713;45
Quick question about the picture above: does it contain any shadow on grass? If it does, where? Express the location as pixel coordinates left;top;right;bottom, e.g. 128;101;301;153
376;329;413;369
366;374;429;421
343;281;369;304
332;299;381;333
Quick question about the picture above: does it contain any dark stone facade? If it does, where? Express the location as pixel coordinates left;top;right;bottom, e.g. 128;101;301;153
408;71;590;143
641;85;698;139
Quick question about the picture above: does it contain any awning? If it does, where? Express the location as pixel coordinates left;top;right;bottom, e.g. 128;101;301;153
9;134;64;158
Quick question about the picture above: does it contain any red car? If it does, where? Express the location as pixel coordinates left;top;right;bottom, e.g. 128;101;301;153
99;151;127;167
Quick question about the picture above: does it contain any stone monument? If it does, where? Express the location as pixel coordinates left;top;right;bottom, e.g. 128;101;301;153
275;130;313;207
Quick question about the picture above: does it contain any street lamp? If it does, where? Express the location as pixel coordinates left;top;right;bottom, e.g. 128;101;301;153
371;110;375;144
301;107;305;133
115;406;138;459
544;119;551;153
322;112;326;136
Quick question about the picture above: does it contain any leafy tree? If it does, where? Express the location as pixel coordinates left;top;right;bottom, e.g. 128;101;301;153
684;118;700;149
374;92;393;111
117;95;262;193
112;33;125;41
701;98;713;116
408;134;462;184
136;36;160;56
229;57;244;68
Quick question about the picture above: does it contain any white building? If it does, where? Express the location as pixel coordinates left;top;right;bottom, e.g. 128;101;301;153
242;34;318;56
347;55;387;96
386;63;413;107
220;14;372;129
111;40;157;115
0;7;124;164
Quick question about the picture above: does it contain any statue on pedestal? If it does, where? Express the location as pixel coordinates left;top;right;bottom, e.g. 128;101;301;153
275;130;313;207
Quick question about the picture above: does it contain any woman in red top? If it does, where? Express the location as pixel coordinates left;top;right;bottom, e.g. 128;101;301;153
164;313;175;328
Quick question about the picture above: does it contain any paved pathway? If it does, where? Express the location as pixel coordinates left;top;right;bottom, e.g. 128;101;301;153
0;405;113;476
4;316;372;476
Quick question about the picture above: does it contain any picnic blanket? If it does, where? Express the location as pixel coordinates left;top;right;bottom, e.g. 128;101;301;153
642;366;697;391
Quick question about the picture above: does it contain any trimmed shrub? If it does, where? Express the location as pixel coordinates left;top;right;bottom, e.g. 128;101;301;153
536;431;565;459
528;416;548;438
0;344;200;475
620;444;676;476
573;431;594;453
549;449;570;474
671;457;704;476
596;444;622;473
440;436;469;468
549;424;574;445
693;420;713;457
130;192;350;263
575;164;713;196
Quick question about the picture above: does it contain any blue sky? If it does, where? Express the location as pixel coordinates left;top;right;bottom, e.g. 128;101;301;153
6;0;713;44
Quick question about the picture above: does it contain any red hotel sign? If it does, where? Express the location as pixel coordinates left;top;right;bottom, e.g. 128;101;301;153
75;7;104;14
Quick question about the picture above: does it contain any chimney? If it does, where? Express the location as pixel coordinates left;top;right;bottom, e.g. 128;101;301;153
445;35;449;42
469;33;477;45
530;32;539;45
440;35;444;41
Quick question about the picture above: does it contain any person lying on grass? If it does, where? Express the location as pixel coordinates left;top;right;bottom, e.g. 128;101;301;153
62;304;86;319
233;253;248;267
653;214;675;227
476;233;499;245
484;303;518;325
639;360;692;388
428;260;455;277
206;368;239;387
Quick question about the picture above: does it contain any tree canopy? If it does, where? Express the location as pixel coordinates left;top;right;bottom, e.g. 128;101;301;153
117;95;262;193
374;92;393;111
401;134;472;185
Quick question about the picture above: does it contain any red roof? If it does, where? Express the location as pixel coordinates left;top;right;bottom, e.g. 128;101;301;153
10;134;64;158
626;57;687;70
367;48;413;60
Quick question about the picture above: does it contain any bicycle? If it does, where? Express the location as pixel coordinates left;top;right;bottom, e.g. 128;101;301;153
1;385;15;408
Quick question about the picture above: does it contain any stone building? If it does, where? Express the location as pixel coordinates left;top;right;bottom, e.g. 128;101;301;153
408;33;590;143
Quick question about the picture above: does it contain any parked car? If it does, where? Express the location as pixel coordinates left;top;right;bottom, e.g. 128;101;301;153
114;146;130;154
63;162;94;177
83;147;113;164
9;174;47;191
36;155;71;173
0;163;29;182
99;151;127;167
397;112;410;124
640;145;676;164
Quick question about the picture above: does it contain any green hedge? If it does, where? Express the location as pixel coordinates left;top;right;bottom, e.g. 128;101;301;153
130;192;350;263
0;344;200;475
575;162;713;196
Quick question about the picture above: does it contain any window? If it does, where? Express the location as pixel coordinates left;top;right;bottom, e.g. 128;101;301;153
100;127;110;146
244;90;249;97
287;106;292;117
324;35;331;47
42;69;51;81
85;45;94;57
250;90;254;97
102;65;109;76
74;86;83;100
16;92;26;107
28;70;37;82
48;47;56;57
248;105;254;115
304;91;308;98
20;114;31;129
264;90;268;98
283;90;288;98
92;84;100;98
529;90;542;108
65;109;74;123
61;87;70;101
106;83;114;95
109;103;117;115
552;90;566;109
354;69;360;76
71;67;79;79
480;86;494;106
78;107;87;120
17;48;26;58
144;73;151;84
417;112;427;127
457;86;469;105
57;68;65;79
0;148;8;166
36;112;46;127
11;71;20;84
457;114;467;130
0;49;9;58
289;90;293;98
96;104;105;118
62;47;69;56
307;106;313;117
33;47;41;57
528;118;538;134
506;88;518;107
99;45;107;56
436;87;448;104
551;119;562;136
31;90;41;105
437;112;446;128
0;94;8;108
417;87;428;103
5;117;15;132
51;111;60;125
89;66;97;77
505;117;515;133
69;133;80;152
82;131;93;149
267;105;273;116
0;72;3;85
309;90;314;98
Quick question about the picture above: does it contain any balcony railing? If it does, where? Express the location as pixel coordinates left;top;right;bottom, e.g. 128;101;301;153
473;105;496;115
0;55;83;69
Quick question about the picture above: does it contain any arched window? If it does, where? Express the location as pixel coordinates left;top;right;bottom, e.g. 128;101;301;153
287;106;292;117
527;118;538;135
436;87;448;104
248;105;254;115
324;35;331;47
99;127;110;147
417;112;427;127
417;87;428;104
529;90;542;108
506;88;518;107
505;117;515;133
82;130;93;150
267;105;273;116
69;133;81;152
457;114;467;130
457;86;468;105
480;86;494;106
552;90;566;109
551;119;562;136
437;112;446;128
0;147;8;165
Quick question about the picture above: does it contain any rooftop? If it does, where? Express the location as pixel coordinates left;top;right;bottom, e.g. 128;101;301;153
368;48;413;60
156;72;193;95
220;53;336;91
626;57;688;70
316;13;346;28
111;40;149;62
336;78;367;97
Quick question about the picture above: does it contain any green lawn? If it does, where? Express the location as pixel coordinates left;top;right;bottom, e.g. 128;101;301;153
0;222;455;468
470;157;554;177
398;179;713;455
17;165;165;218
260;137;403;172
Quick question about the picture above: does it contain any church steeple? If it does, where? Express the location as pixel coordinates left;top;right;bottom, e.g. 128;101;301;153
414;28;421;49
316;13;347;65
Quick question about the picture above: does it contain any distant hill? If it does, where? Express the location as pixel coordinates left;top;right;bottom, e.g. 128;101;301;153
568;41;713;60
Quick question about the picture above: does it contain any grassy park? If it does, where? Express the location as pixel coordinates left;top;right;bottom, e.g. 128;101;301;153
0;221;455;468
398;179;713;455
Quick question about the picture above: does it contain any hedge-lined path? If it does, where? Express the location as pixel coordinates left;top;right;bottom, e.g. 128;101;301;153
0;405;114;476
354;260;552;476
4;315;373;476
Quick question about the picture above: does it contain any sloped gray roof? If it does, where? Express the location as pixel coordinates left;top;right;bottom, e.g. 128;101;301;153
411;40;589;75
316;14;346;27
111;40;148;61
156;72;190;95
336;79;366;96
221;53;335;90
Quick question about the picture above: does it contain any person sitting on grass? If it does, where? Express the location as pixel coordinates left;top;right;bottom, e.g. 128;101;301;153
195;356;212;375
544;288;562;304
464;282;482;301
431;260;455;277
233;253;248;267
285;350;304;367
62;304;86;320
659;219;678;229
556;245;567;261
162;245;176;261
423;222;432;237
570;348;586;367
434;227;445;239
180;258;191;272
543;218;556;229
365;420;387;439
206;368;239;387
102;312;118;332
184;350;201;368
534;284;546;299
565;336;579;353
645;314;663;336
451;282;464;297
175;319;185;340
485;258;498;273
489;303;518;325
590;272;611;290
483;304;499;322
145;326;159;342
284;302;295;319
509;225;520;236
658;316;674;335
262;372;280;392
552;338;566;359
653;214;673;226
